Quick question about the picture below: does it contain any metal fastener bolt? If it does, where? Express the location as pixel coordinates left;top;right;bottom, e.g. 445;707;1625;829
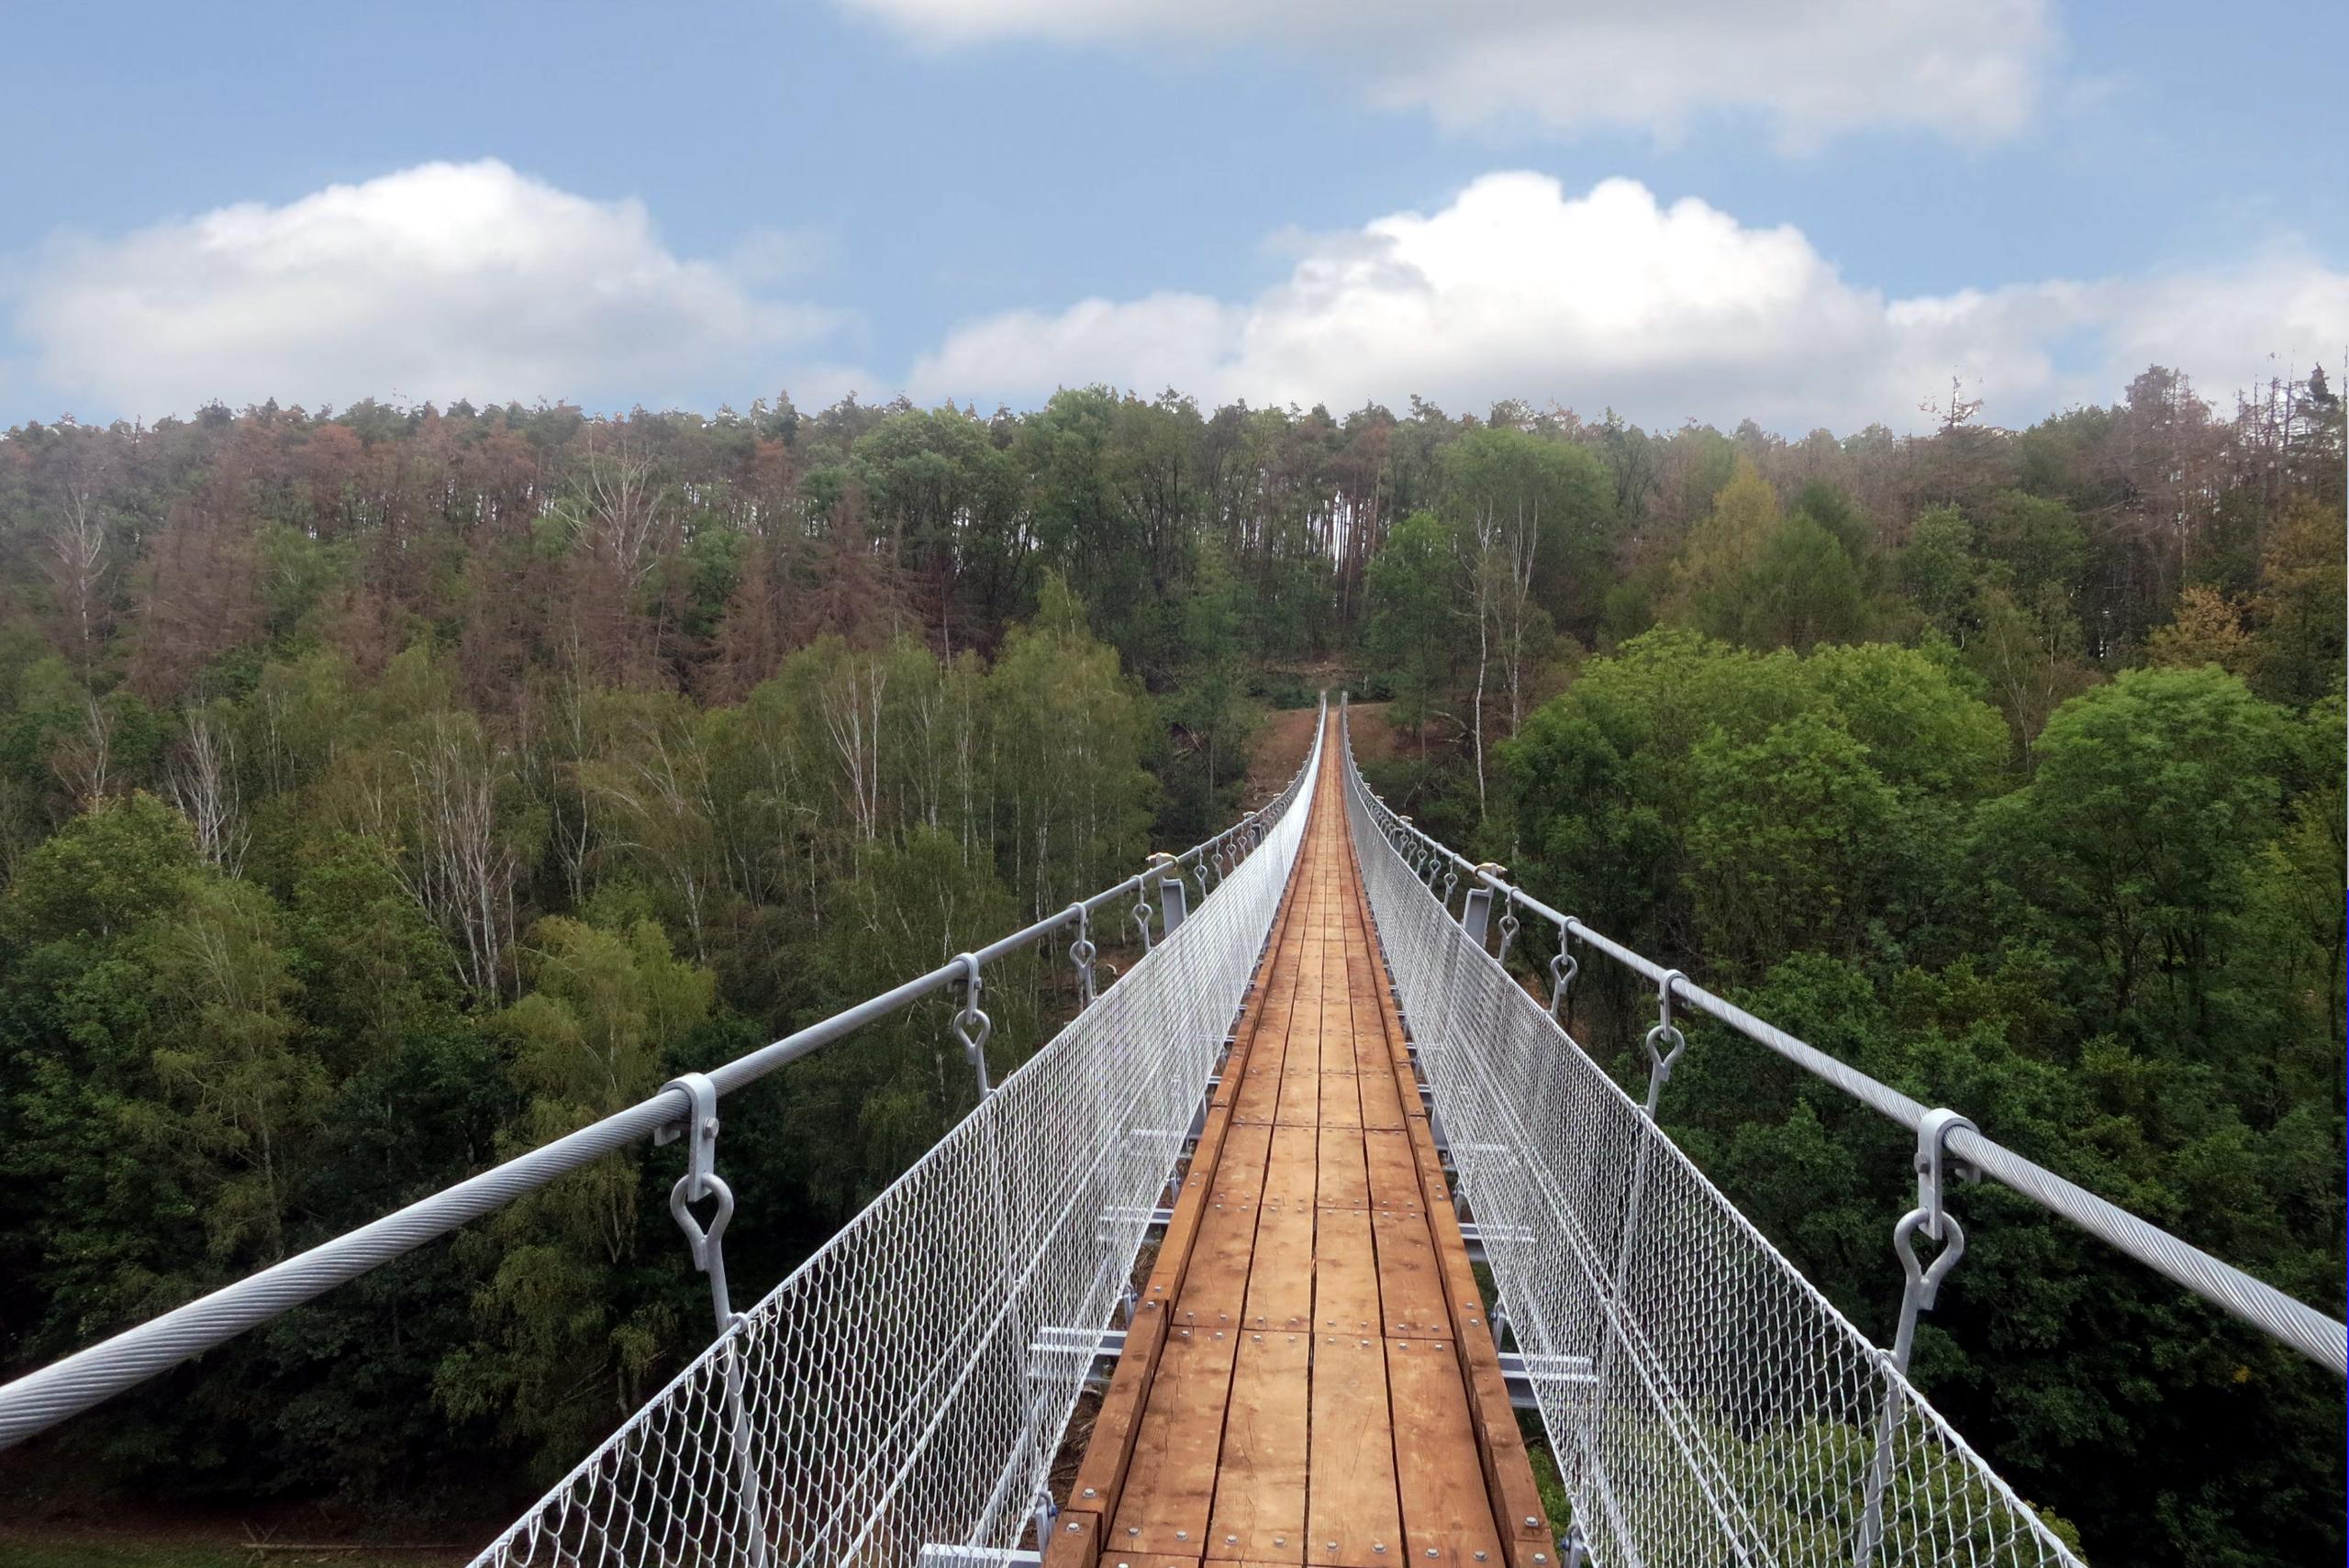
1523;1518;1538;1529
1082;1488;1096;1499
1065;1523;1080;1533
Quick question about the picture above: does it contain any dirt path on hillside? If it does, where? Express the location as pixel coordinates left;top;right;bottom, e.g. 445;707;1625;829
1245;700;1396;805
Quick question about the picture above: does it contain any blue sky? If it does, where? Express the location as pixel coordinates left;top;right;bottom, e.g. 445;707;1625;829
4;0;2343;433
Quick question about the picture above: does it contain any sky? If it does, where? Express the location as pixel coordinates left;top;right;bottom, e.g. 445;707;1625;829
2;0;2344;435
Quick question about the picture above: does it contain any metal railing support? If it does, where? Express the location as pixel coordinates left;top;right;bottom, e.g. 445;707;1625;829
1159;874;1188;937
953;952;996;1098
1462;885;1494;946
1855;1109;1978;1565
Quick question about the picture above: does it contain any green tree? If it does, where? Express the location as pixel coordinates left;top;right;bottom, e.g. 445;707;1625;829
1364;510;1461;742
1687;711;1898;972
985;576;1156;917
1740;511;1871;651
1978;666;2290;1027
1899;506;1979;639
1664;458;1778;634
438;915;716;1471
144;877;320;1262
6;791;199;942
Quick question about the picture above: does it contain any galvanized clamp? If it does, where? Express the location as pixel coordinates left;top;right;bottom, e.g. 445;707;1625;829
1065;903;1097;1009
1549;919;1581;1022
658;1073;738;1333
952;951;995;1097
1640;970;1688;1117
1886;1108;1978;1376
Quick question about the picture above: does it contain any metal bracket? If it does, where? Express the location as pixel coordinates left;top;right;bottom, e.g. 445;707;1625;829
953;952;994;1097
1887;1107;1979;1372
1065;903;1097;1009
1548;922;1580;1023
1860;1107;1980;1563
1640;970;1688;1117
1159;873;1189;937
659;1072;738;1333
1135;852;1176;953
1462;886;1494;944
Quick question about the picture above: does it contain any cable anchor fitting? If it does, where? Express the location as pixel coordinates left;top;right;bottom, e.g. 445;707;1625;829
658;1072;739;1334
1640;969;1688;1117
1134;852;1176;953
952;951;995;1097
1065;904;1097;1009
1549;920;1582;1023
1886;1107;1978;1377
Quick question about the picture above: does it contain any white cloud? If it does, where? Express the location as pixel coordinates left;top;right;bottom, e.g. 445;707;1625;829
16;160;848;418
907;172;2349;434
836;0;2057;148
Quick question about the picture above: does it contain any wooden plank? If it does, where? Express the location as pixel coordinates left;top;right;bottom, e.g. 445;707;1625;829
1212;1122;1275;1207
1233;1053;1286;1123
1243;1196;1315;1331
1316;1073;1365;1130
1145;1096;1241;1317
1109;1322;1241;1555
1354;1058;1409;1129
1178;1197;1259;1325
1415;1149;1550;1563
1314;1128;1369;1210
1263;1126;1318;1207
1308;1332;1406;1568
1362;1131;1423;1217
1371;1207;1452;1340
1312;1202;1380;1336
1044;1508;1099;1568
1385;1337;1508;1568
1246;1122;1318;1325
1063;1301;1171;1530
1336;788;1548;1568
1205;1330;1311;1562
1272;1068;1319;1127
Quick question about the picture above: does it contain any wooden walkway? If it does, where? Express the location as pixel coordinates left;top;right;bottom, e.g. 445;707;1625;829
1047;715;1553;1568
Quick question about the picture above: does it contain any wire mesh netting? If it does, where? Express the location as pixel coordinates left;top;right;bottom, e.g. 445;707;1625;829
1336;716;2080;1568
475;725;1324;1568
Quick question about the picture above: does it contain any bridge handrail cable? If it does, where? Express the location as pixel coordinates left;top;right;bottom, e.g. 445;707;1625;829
0;699;1326;1453
1341;697;2346;1378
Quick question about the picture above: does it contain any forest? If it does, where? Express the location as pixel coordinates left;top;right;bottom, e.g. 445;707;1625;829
0;366;2340;1568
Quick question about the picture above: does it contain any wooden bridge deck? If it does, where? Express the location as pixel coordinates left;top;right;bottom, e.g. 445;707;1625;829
1047;715;1553;1568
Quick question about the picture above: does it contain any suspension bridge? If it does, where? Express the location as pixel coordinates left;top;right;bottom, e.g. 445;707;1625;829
0;697;2340;1566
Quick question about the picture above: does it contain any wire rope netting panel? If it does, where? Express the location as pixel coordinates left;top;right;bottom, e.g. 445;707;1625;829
1337;725;2080;1568
478;727;1325;1568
